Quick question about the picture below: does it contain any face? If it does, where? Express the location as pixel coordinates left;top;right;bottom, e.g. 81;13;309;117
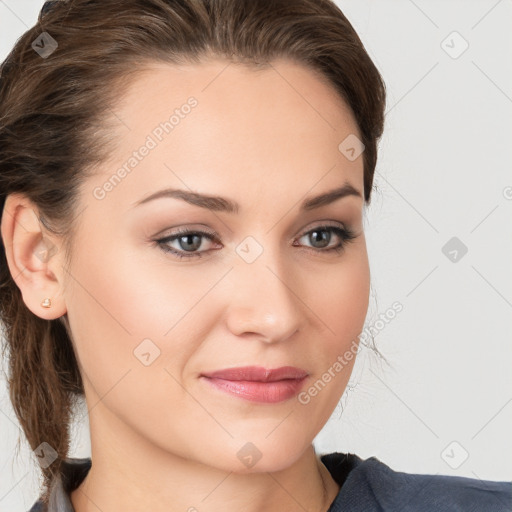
55;58;370;473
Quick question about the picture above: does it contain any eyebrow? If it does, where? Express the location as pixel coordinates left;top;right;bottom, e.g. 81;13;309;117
132;180;362;213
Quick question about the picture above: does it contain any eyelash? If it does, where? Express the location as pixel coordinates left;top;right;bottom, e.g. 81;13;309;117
154;224;357;260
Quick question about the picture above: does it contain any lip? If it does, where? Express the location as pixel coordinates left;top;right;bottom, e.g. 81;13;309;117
202;365;309;381
200;366;309;403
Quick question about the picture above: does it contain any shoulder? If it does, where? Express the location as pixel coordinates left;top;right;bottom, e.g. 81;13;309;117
27;500;45;512
27;457;92;512
321;452;512;512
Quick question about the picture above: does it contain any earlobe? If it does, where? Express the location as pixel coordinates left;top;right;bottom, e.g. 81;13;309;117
0;193;67;320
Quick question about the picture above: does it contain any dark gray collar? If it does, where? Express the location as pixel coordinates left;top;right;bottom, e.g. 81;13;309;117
46;457;92;512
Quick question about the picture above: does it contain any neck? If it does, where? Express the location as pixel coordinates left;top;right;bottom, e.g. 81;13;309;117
70;391;341;512
71;433;339;512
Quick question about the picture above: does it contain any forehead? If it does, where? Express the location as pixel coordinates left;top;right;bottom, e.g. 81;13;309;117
85;58;363;215
126;58;354;120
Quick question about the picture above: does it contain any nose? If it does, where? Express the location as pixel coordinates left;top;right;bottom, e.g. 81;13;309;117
223;247;307;344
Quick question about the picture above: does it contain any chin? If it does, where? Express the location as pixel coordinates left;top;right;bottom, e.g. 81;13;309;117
195;435;311;475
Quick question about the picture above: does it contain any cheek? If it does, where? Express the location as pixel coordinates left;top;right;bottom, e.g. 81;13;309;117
304;238;370;350
63;243;217;451
287;241;370;420
63;238;211;400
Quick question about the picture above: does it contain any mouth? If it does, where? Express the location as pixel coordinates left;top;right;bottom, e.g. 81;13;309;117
200;365;309;403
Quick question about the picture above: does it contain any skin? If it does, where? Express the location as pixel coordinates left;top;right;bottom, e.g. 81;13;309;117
2;58;370;512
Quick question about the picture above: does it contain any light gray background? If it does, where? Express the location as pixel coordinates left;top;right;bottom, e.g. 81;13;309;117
1;0;511;511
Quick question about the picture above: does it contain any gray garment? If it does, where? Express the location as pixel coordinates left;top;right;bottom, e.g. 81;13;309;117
29;457;92;512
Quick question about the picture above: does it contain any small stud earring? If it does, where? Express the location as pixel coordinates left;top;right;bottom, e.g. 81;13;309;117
41;298;52;308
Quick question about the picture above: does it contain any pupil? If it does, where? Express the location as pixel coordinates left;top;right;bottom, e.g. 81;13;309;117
180;234;201;251
311;230;330;248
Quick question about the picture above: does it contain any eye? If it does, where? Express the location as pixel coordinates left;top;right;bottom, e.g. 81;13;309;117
154;224;357;260
293;224;357;254
155;227;219;260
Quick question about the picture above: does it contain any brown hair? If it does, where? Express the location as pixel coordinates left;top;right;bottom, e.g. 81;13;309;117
0;0;386;503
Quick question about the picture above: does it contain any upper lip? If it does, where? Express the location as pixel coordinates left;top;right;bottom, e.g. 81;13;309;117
201;366;309;382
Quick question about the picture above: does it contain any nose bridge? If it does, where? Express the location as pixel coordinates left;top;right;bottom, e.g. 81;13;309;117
224;237;305;342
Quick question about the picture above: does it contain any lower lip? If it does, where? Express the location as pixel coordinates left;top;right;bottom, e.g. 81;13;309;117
201;376;307;403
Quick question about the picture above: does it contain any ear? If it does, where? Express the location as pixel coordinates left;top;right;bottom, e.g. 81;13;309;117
1;193;68;320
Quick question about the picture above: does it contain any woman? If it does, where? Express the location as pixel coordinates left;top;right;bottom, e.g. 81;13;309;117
0;0;510;511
